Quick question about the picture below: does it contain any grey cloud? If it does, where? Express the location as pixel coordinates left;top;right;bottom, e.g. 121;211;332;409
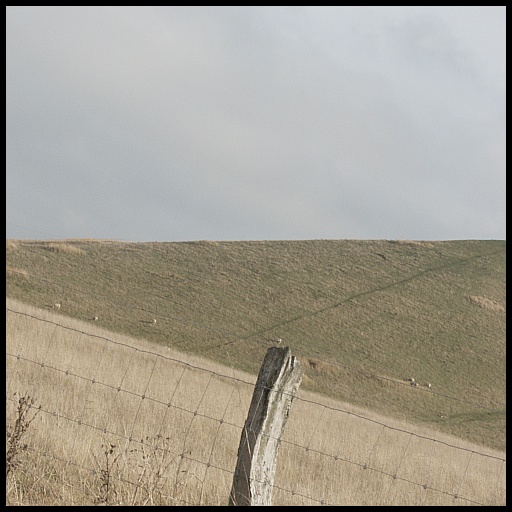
6;6;505;241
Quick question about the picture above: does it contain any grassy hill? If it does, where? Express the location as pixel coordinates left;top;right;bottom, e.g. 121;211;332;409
6;238;506;450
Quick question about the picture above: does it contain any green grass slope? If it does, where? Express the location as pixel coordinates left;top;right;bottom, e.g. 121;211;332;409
6;238;506;450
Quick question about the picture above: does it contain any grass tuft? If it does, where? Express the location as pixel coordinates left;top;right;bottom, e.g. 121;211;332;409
39;242;85;255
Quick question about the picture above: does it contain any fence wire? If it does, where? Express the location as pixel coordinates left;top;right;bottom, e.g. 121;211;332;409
6;306;506;506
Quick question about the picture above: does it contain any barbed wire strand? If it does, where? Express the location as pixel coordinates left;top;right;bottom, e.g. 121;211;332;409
488;458;506;506
6;267;505;412
452;450;474;505
291;403;326;500
6;350;502;507
382;431;413;504
156;363;188;440
127;353;159;443
420;437;437;505
176;370;216;504
68;335;111;460
6;307;505;464
7;313;506;505
200;382;241;505
353;423;386;504
6;392;326;505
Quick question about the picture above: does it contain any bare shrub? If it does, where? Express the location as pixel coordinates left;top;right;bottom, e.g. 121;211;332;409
6;393;40;485
127;434;178;506
93;442;120;506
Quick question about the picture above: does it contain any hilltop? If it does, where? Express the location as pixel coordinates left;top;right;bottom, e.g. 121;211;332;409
6;238;506;450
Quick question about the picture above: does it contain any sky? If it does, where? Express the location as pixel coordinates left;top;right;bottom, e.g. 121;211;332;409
6;6;506;242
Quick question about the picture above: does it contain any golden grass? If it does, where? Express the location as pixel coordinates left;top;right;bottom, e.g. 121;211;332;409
389;240;435;248
6;238;506;452
6;266;29;278
6;239;19;251
6;298;506;506
468;295;505;312
38;241;86;255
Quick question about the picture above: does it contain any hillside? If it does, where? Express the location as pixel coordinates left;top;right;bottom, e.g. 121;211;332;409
6;238;506;450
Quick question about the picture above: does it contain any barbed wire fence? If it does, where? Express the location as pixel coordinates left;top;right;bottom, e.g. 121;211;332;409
6;242;506;505
6;306;506;506
6;266;506;414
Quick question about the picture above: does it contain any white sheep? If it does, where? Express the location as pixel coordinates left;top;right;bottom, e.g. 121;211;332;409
407;377;415;383
152;319;157;324
411;382;419;387
426;383;432;389
93;316;99;321
273;338;282;345
53;303;61;309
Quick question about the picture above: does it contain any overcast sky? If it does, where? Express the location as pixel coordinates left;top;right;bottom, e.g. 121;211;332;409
6;6;506;242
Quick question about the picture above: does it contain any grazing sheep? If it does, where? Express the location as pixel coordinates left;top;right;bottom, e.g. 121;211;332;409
426;383;432;389
273;338;282;345
53;303;61;309
412;382;419;387
152;319;157;324
93;316;99;321
406;377;415;383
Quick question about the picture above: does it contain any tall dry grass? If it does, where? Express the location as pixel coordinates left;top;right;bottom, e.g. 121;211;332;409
6;238;506;451
6;298;506;506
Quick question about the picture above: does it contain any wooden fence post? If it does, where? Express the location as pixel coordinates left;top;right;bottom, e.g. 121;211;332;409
229;346;304;506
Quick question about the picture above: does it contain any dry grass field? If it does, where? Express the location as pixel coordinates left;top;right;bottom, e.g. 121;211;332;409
6;238;506;452
6;298;506;506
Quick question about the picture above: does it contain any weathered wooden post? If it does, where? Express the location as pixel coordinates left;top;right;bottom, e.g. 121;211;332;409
229;346;304;506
